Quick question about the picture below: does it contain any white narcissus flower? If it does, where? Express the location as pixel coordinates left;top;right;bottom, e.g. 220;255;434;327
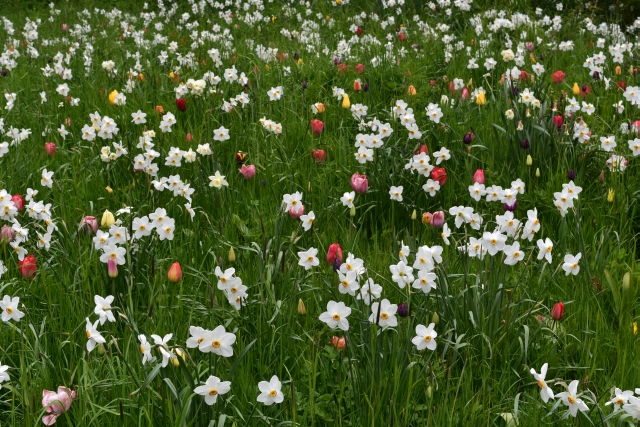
138;335;154;365
412;323;437;351
340;191;355;208
0;361;9;387
209;171;228;189
257;375;284;405
41;168;54;188
369;299;398;328
562;253;581;276
481;231;507;256
199;325;236;356
412;269;437;294
503;242;524;265
389;261;414;288
605;388;634;411
300;211;315;231
0;296;25;323
194;376;231;405
357;278;382;305
337;271;360;296
556;380;589;417
623;396;640;420
297;247;319;270
213;126;230;141
536;238;553;263
530;363;554;403
389;186;403;202
85;317;106;353
319;301;351;331
600;135;616;152
94;295;116;325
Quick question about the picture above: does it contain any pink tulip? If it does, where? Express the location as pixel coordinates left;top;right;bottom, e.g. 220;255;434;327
1;225;15;243
632;120;640;135
238;164;256;179
326;243;343;265
186;133;194;142
42;386;76;425
81;216;99;235
45;142;56;156
350;173;368;194
473;169;485;184
107;258;118;278
289;204;305;219
65;118;71;127
460;88;470;101
430;211;445;228
61;24;68;32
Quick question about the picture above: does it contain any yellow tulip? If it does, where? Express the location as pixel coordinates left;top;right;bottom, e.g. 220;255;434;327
572;83;580;95
108;90;119;105
607;189;615;203
298;299;306;315
526;155;532;166
475;91;486;105
341;94;351;109
101;210;115;228
228;247;236;263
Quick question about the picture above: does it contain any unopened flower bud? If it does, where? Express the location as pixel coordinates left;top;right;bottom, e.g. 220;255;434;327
397;303;409;317
331;336;346;350
228;247;236;263
168;262;182;283
298;299;306;315
535;168;540;178
350;205;356;217
411;209;417;220
526;155;532;166
101;210;115;228
431;312;439;325
107;258;118;278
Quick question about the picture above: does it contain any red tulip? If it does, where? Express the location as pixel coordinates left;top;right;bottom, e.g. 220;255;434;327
353;79;362;92
616;81;627;91
236;151;247;164
350;173;368;193
19;254;37;279
310;119;324;136
430;79;436;87
431;167;447;186
238;164;256;179
448;81;457;93
176;98;187;112
326;243;343;265
551;302;564;321
473;169;485;184
354;63;364;73
552;115;563;129
398;32;406;41
519;70;530;82
312;149;326;163
579;85;591;98
168;262;182;282
45;142;56;156
11;194;24;211
186;133;194;142
414;144;428;155
551;70;566;84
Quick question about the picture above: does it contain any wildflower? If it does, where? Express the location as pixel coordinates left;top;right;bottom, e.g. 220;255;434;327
298;247;319;270
199;325;236;356
94;295;116;325
41;169;54;188
536;238;553;263
389;186;403;202
1;295;24;322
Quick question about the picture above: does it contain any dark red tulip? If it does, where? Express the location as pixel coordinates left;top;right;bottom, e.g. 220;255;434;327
19;254;37;279
552;115;563;129
176;98;187;112
312;149;326;163
551;302;564;321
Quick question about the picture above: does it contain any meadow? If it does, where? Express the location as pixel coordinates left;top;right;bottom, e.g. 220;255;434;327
0;0;640;425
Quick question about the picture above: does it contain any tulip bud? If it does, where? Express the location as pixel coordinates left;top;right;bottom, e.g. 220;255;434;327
397;303;409;317
460;88;470;101
607;189;615;203
475;91;486;105
81;216;99;235
535;168;540;178
426;385;432;399
327;243;343;265
108;90;119;105
615;66;622;75
168;262;182;283
101;210;115;228
302;80;307;89
504;200;517;212
350;173;369;194
411;209;417;220
407;85;416;96
551;302;564;321
431;167;447;186
107;258;118;278
517;121;523;131
238;164;256;180
105;186;113;194
45;142;56;156
331;336;346;350
622;271;633;296
422;212;432;224
473;169;485;184
341;94;351;109
567;169;575;181
520;139;529;149
353;80;362;92
350;205;356;217
19;254;37;279
298;299;306;315
155;105;164;114
363;82;369;92
526;155;533;166
599;170;605;183
228;247;236;263
11;194;24;211
430;211;444;228
431;312;440;325
176;98;187;112
552;115;563;129
463;132;473;145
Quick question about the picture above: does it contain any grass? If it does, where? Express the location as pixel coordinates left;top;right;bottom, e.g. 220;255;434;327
0;0;639;426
